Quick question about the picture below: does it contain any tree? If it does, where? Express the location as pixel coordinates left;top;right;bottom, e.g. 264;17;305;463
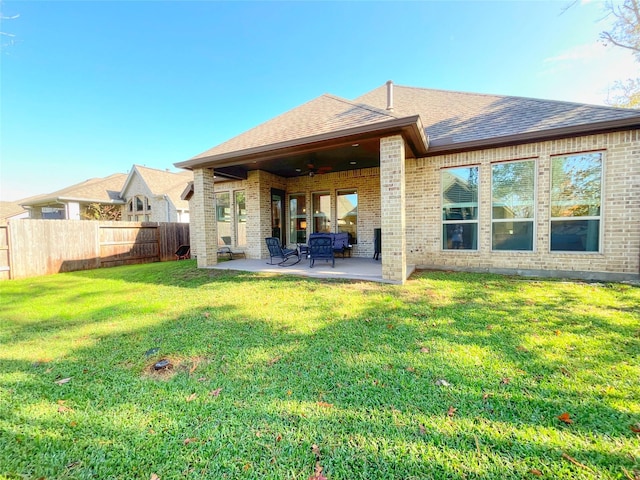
600;0;640;108
600;0;640;59
82;203;122;221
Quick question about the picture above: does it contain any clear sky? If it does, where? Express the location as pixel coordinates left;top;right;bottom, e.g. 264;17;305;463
1;0;637;202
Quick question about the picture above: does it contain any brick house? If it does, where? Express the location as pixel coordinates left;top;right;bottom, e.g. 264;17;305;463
176;82;640;284
120;165;192;223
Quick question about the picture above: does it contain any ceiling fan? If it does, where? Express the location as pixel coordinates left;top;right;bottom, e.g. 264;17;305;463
297;161;333;177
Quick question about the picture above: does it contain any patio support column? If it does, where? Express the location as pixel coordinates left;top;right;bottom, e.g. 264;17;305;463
380;135;407;284
192;167;218;268
244;170;267;259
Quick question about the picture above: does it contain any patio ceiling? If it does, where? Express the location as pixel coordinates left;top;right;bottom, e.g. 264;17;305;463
176;116;428;180
225;138;382;179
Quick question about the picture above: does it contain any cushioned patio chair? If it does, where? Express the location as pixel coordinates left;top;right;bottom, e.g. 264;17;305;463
308;235;334;268
265;237;300;266
175;245;190;260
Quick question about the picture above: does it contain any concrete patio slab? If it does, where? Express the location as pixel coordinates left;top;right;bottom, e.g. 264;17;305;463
207;257;415;284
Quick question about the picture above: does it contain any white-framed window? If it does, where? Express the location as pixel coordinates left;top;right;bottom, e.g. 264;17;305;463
127;196;151;221
216;192;231;246
312;192;331;233
289;193;307;244
550;152;602;252
442;166;479;250
234;190;246;246
491;159;536;251
337;189;357;244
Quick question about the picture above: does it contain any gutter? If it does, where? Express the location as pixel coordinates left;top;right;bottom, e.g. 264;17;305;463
426;117;640;156
20;197;126;207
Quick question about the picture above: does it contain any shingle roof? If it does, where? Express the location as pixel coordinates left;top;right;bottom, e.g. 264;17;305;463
355;84;640;149
127;165;192;209
190;94;400;160
20;173;127;206
0;201;27;220
182;82;640;167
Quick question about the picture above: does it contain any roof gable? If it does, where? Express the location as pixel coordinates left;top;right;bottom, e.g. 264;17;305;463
190;94;400;161
122;165;192;209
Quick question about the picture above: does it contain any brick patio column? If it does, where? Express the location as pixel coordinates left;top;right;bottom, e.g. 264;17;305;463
380;135;406;284
245;170;266;259
192;167;218;268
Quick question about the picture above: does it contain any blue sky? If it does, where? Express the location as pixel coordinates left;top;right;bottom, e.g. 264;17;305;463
1;0;636;202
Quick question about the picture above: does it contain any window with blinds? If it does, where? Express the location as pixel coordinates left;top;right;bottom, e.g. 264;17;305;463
491;160;536;251
442;166;479;250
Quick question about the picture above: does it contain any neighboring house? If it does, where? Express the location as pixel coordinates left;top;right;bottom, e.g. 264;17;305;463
176;81;640;283
20;174;127;220
120;165;192;223
20;166;192;222
0;201;28;222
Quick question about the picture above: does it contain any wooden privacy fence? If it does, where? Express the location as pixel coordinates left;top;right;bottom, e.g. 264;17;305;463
0;220;190;280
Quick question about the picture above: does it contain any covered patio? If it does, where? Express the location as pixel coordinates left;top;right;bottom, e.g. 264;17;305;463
177;82;429;285
208;257;416;284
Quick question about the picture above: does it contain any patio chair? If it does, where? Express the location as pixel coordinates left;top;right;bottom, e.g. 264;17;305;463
265;237;301;266
308;235;334;268
175;245;190;260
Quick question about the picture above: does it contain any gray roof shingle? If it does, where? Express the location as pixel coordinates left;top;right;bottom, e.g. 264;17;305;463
190;94;399;160
20;173;128;206
185;82;640;164
355;84;640;147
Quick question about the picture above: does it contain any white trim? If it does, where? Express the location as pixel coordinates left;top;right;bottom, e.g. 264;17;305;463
490;158;537;253
548;151;604;254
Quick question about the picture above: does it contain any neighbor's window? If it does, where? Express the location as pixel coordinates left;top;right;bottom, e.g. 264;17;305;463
491;160;535;251
312;192;331;233
550;153;602;252
289;193;307;244
337;189;357;244
234;190;246;246
216;192;231;246
128;196;151;221
442;166;479;250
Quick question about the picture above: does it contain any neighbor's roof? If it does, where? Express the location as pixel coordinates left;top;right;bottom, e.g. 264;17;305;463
20;173;128;207
122;165;192;209
0;201;27;221
178;82;640;168
355;84;640;153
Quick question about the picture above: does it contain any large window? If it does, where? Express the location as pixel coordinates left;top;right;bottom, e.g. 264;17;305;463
312;192;331;233
127;195;151;222
442;166;479;250
550;153;602;252
234;190;246;246
289;193;307;244
491;160;535;251
216;192;231;246
337;189;357;244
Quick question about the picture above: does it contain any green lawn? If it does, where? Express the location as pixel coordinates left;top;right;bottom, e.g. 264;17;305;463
1;261;639;480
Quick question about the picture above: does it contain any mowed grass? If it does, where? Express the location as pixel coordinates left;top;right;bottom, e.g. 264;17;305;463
0;261;638;480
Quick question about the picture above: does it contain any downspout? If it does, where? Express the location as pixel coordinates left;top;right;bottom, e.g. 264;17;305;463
163;195;170;222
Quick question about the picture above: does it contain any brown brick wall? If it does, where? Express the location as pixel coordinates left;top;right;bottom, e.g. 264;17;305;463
405;130;640;279
190;129;639;280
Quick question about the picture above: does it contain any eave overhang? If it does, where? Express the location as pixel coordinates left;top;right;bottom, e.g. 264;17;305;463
20;197;126;207
175;115;428;172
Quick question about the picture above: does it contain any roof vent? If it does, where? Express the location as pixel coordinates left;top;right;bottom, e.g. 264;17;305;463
386;80;394;111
